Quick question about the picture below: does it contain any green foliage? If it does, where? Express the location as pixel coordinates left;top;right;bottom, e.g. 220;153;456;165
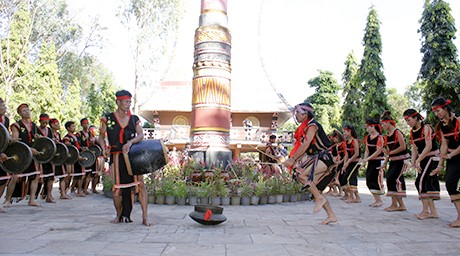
358;7;390;120
418;0;460;122
31;41;65;121
387;88;411;136
305;70;341;133
342;51;365;137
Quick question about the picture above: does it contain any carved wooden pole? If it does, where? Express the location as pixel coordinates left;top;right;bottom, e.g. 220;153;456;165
190;0;232;167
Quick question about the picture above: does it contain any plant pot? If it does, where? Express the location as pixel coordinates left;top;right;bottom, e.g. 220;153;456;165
221;196;230;206
165;195;176;205
250;196;260;205
268;195;276;204
104;190;113;199
199;197;209;205
259;195;268;205
176;197;186;205
275;194;284;204
156;195;165;204
289;194;297;202
300;192;309;201
296;193;301;201
241;196;250;205
188;196;198;206
148;194;155;204
231;196;241;205
210;197;221;206
283;194;290;202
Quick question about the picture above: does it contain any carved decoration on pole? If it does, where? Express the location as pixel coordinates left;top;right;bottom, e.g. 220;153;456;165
190;0;232;167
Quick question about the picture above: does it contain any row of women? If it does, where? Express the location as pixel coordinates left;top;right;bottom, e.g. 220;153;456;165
284;97;460;227
0;98;104;211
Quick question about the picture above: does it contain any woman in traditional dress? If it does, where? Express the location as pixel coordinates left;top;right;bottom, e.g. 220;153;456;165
326;129;345;197
342;125;361;203
431;98;460;227
403;108;440;219
380;111;410;212
361;118;385;207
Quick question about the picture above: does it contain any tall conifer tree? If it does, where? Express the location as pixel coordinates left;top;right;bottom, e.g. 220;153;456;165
358;7;389;120
418;0;459;118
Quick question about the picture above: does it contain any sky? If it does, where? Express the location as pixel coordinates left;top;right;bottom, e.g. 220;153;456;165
67;0;460;107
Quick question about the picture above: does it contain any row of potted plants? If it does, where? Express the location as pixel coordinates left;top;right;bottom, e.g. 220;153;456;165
103;158;311;206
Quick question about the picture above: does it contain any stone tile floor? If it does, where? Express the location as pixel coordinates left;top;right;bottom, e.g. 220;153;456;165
0;179;459;255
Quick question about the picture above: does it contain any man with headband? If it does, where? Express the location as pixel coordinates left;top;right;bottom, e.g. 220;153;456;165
36;113;55;203
283;102;337;225
99;90;150;226
4;104;41;207
77;118;95;195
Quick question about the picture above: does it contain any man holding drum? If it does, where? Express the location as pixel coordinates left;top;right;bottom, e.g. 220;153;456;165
283;103;338;225
99;90;150;226
4;103;41;207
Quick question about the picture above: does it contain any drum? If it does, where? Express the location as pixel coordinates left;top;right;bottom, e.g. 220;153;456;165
0;141;33;174
128;139;169;175
79;150;96;168
32;137;56;163
51;143;69;166
89;145;102;157
65;145;79;165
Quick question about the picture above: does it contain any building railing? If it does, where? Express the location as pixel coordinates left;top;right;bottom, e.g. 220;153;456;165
143;126;294;144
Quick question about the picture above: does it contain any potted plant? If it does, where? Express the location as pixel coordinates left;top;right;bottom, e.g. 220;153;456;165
266;178;277;204
154;179;166;205
163;178;176;205
102;173;114;198
228;179;241;205
197;180;210;205
255;177;267;205
174;180;188;205
240;180;253;206
187;185;199;206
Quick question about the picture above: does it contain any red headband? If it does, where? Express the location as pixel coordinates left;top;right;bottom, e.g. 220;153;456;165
432;99;451;111
404;112;424;121
17;104;28;114
117;95;132;100
51;119;59;125
39;116;50;122
81;119;89;124
381;119;396;127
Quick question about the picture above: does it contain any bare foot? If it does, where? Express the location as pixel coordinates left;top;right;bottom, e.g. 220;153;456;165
427;214;439;219
370;202;383;207
340;196;348;201
313;196;327;213
384;206;399;212
76;193;86;197
60;194;72;199
84;191;90;195
3;201;12;208
28;201;41;207
111;217;120;224
46;199;56;203
320;216;338;225
448;220;460;228
142;218;151;227
415;213;429;220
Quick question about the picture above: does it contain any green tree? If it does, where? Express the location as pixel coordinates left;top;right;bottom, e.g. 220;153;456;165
86;69;119;125
31;40;64;121
305;70;341;133
0;0;34;119
387;88;411;136
119;0;183;113
341;51;365;136
358;7;389;120
418;0;460;121
62;78;83;123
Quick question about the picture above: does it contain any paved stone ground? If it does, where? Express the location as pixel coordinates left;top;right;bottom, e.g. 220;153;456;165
0;179;459;256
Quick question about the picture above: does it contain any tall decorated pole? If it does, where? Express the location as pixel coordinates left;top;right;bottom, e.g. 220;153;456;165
190;0;232;167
